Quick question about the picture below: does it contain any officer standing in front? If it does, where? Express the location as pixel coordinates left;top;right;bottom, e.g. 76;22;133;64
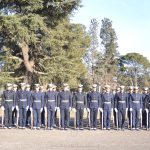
73;84;87;130
1;83;15;129
87;84;101;130
129;86;142;130
45;84;57;130
30;84;43;130
101;85;114;130
57;83;72;130
16;83;29;129
114;86;128;130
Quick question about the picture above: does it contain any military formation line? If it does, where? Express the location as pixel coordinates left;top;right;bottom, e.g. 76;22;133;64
0;82;150;131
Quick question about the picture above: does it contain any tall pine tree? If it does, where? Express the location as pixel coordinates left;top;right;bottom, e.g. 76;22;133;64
0;0;90;87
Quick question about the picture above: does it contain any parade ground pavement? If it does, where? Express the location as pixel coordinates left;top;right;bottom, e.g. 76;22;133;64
0;128;150;150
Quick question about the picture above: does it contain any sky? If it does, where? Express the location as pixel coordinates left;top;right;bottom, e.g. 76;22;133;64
71;0;150;61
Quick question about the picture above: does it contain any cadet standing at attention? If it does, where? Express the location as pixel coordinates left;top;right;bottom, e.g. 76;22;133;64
73;84;87;130
129;86;142;130
101;85;114;130
25;84;32;127
30;84;43;130
1;83;15;129
57;83;72;130
16;83;29;129
45;84;57;130
114;86;128;130
142;87;149;127
12;84;18;126
87;84;101;130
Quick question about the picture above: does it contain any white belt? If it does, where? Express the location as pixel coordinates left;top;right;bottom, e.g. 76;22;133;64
77;101;84;104
104;102;111;104
118;101;125;103
5;99;13;102
20;99;27;102
133;101;140;103
62;100;69;103
34;100;41;103
48;100;55;102
91;100;98;102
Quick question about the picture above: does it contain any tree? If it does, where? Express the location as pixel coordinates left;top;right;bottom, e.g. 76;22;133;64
98;18;119;85
118;53;150;87
38;19;90;87
0;0;88;86
84;18;99;84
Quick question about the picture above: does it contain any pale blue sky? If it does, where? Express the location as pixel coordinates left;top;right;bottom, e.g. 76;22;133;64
71;0;150;60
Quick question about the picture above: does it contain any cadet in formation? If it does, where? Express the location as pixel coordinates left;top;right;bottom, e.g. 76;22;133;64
143;90;150;130
57;83;72;130
87;84;101;130
12;84;18;126
73;84;87;130
16;83;29;129
1;82;150;131
142;87;149;127
114;85;128;130
25;84;32;127
129;86;142;130
45;84;57;130
101;85;114;130
30;84;43;130
1;83;15;129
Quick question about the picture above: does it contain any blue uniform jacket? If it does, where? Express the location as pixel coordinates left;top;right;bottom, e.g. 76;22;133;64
2;90;15;108
57;91;72;109
30;91;43;109
101;93;114;110
17;90;29;108
129;93;142;110
114;92;128;110
73;92;87;109
45;91;57;110
144;94;150;110
87;91;101;109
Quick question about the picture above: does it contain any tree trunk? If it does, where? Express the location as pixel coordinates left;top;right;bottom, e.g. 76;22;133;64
18;41;35;84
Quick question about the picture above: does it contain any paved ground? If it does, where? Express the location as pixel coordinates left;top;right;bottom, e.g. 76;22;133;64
0;128;150;150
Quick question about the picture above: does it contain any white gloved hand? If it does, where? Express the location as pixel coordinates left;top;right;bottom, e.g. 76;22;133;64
84;108;87;112
111;108;113;112
114;108;118;112
12;106;14;111
87;108;90;112
44;106;47;111
16;105;19;111
69;107;72;111
130;108;133;111
54;107;57;111
72;108;76;112
40;108;43;112
57;107;60;111
98;108;103;112
140;108;142;113
1;106;5;111
145;108;149;113
30;107;33;111
26;106;29;111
